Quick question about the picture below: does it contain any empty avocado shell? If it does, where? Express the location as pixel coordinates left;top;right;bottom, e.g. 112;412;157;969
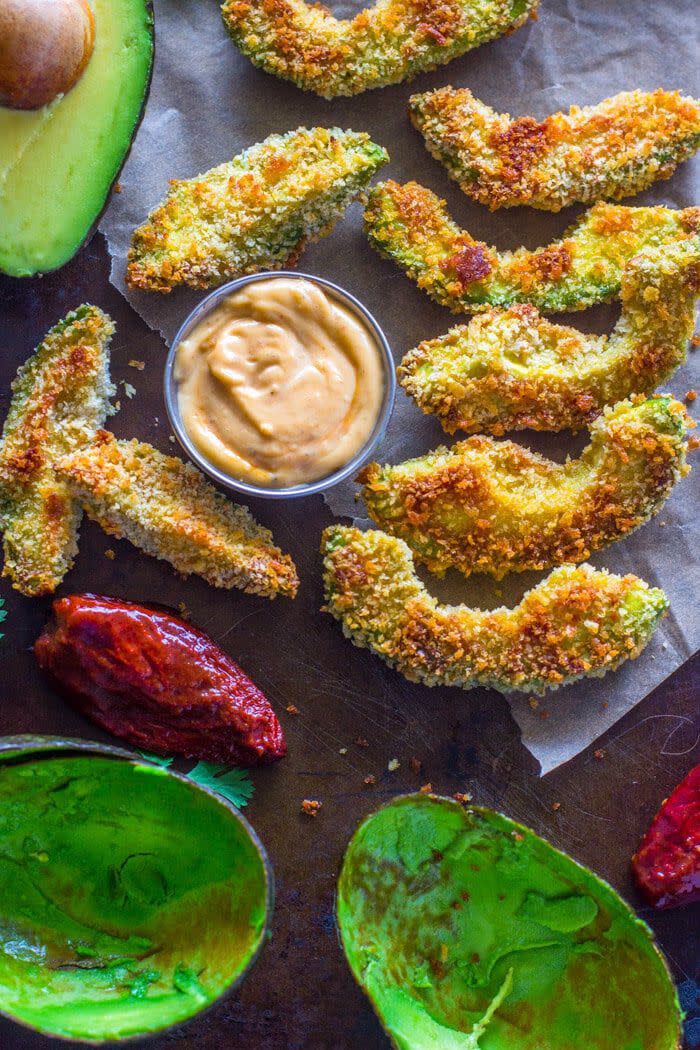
0;736;272;1042
337;794;681;1050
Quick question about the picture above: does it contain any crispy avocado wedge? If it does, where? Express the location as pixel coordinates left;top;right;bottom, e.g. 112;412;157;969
364;181;700;313
400;241;700;434
0;306;115;597
221;0;537;100
321;526;667;694
337;793;682;1050
57;431;298;598
409;87;700;211
360;396;690;578
127;127;388;292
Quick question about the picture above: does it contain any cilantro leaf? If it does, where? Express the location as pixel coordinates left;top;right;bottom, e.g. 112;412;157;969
186;761;254;809
136;752;254;809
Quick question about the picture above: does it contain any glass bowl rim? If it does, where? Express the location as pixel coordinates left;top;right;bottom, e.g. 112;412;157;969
163;271;396;499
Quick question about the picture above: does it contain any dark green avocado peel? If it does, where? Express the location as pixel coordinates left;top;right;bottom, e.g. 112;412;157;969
337;794;680;1050
0;745;270;1041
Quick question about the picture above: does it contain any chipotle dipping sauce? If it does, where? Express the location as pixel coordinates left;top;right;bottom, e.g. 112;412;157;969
174;277;385;488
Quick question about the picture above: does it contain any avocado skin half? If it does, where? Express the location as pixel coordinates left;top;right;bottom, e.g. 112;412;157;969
0;0;154;278
337;793;681;1050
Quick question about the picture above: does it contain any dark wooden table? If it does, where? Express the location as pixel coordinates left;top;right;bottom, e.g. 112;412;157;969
1;234;698;1048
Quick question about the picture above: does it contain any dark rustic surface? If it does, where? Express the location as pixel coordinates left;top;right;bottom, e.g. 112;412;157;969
0;234;698;1049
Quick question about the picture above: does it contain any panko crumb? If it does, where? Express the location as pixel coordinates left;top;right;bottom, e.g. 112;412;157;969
301;799;322;817
129;360;146;371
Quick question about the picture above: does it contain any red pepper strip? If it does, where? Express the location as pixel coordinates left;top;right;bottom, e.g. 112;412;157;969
35;594;286;766
632;764;700;909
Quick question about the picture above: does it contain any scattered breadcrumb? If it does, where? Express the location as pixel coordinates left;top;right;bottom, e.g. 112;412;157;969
528;697;539;710
453;792;472;804
594;749;606;760
301;799;321;817
121;381;136;399
128;360;146;371
104;548;116;560
387;758;400;772
355;737;369;748
552;801;561;812
688;436;700;450
177;601;190;620
685;389;697;402
419;783;433;794
285;703;299;715
114;182;122;193
363;775;377;787
339;747;348;755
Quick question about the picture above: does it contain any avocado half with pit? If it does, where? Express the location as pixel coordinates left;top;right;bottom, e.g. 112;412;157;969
0;0;153;277
337;793;681;1050
0;737;271;1042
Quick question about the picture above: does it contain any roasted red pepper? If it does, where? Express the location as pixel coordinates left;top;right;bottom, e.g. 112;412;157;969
35;594;286;766
632;764;700;908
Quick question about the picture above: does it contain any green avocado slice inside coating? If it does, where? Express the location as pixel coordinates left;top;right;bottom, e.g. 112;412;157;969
0;0;153;277
337;794;681;1050
0;754;268;1040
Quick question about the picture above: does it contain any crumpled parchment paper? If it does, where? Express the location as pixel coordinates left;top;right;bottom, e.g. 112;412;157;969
99;0;699;774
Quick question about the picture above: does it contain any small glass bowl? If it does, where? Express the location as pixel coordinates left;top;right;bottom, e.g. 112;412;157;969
164;271;396;499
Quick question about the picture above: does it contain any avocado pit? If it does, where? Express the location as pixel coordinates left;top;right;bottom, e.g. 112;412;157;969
0;0;95;110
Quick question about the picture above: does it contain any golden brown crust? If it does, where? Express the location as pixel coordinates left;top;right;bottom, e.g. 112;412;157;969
409;88;700;211
127;128;388;292
399;241;700;434
57;432;299;598
360;397;689;579
0;306;114;596
321;526;668;694
365;180;700;313
222;0;538;98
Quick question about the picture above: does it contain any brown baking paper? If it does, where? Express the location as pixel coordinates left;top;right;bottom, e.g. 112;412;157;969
99;0;699;773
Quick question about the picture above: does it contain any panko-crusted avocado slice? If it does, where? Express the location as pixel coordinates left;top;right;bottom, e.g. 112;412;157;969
127;127;389;292
337;794;682;1050
221;0;537;100
409;87;700;211
400;241;700;434
0;306;115;597
360;396;689;579
365;180;700;313
321;526;667;694
57;432;298;598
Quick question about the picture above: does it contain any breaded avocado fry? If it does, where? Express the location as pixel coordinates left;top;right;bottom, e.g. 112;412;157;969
127;127;388;292
0;306;115;597
360;396;689;579
409;88;700;211
221;0;537;99
321;526;668;694
364;180;700;313
400;241;700;434
57;432;299;598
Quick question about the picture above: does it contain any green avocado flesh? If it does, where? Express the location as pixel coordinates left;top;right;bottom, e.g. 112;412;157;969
0;0;153;277
0;755;268;1040
337;795;680;1050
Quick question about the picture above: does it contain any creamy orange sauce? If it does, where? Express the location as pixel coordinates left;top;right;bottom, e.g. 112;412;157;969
174;277;385;488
